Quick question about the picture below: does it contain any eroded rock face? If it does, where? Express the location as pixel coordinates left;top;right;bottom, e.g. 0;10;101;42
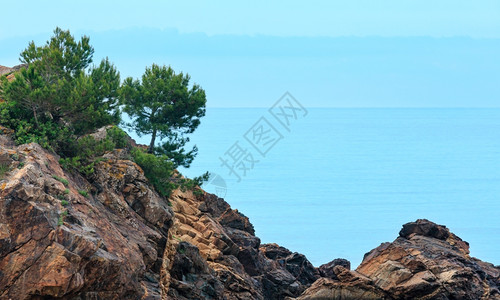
166;190;319;299
298;219;500;300
0;140;173;299
0;133;318;299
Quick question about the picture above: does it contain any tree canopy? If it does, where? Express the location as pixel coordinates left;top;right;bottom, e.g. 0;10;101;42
120;64;206;168
0;27;120;153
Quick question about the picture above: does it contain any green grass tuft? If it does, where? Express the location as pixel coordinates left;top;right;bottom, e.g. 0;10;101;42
52;175;69;186
0;162;9;178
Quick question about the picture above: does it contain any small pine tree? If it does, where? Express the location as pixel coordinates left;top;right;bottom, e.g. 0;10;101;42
120;64;206;168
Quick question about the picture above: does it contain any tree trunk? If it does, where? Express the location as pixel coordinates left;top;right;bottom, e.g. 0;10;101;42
148;129;157;153
32;107;39;127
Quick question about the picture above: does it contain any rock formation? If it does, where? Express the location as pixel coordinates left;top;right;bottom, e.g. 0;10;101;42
297;219;500;300
0;64;26;81
0;132;317;299
0;130;499;299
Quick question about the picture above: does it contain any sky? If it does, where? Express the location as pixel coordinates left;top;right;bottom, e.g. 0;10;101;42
1;1;499;107
2;0;500;38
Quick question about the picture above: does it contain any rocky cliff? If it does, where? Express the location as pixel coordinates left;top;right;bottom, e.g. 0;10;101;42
0;131;499;299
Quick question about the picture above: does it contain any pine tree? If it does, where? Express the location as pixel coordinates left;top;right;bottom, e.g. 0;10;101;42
120;64;206;168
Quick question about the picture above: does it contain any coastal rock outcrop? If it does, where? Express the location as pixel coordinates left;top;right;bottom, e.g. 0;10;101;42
166;187;319;299
0;132;317;299
297;219;500;300
0;140;173;299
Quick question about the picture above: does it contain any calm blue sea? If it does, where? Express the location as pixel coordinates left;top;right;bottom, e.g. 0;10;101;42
130;108;500;267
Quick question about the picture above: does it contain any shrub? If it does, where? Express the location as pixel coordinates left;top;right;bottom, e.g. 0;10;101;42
78;190;88;197
59;135;114;176
106;126;129;149
0;162;9;178
60;127;129;177
52;175;69;186
61;199;69;206
131;147;176;197
57;210;68;226
57;215;64;226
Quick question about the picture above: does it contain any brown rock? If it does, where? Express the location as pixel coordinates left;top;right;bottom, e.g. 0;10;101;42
319;258;351;279
298;219;500;300
0;138;172;299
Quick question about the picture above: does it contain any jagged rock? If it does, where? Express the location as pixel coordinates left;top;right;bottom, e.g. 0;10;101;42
261;244;319;286
0;65;14;76
92;154;174;234
0;139;173;299
297;219;500;300
294;274;386;300
167;242;225;300
0;64;26;83
319;258;351;279
168;191;317;299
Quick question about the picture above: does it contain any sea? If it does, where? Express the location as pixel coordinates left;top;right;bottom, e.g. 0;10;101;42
129;107;500;268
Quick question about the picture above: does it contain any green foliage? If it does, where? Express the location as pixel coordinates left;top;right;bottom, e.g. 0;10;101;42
10;119;73;153
57;210;68;226
61;199;69;206
155;138;198;170
130;147;209;198
0;162;9;178
106;126;129;149
178;171;210;194
0;27;121;154
59;126;129;176
57;215;64;226
52;175;69;186
64;188;70;194
131;147;176;197
17;162;25;169
120;64;206;168
78;190;88;197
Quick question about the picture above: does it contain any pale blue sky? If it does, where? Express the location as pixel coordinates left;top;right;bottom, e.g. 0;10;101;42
2;0;500;38
1;1;499;107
